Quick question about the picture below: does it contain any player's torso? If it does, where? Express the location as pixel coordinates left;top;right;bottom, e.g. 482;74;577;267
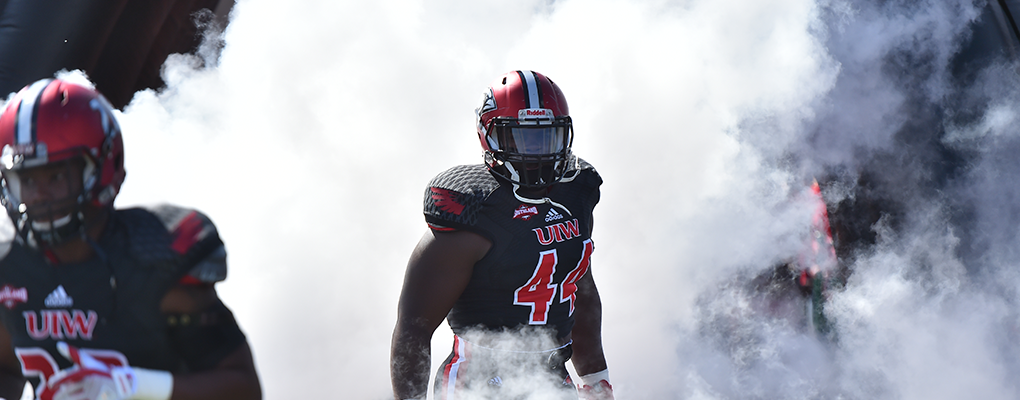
0;208;192;376
426;163;601;339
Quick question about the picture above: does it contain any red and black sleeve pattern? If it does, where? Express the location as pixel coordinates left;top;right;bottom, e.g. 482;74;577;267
150;205;227;285
423;164;501;232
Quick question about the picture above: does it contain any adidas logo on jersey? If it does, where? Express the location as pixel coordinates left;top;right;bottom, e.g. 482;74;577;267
44;285;73;308
545;208;564;222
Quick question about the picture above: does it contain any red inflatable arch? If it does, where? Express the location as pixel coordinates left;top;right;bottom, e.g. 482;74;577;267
0;0;233;109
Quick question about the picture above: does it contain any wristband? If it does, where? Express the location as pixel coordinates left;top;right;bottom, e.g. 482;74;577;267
579;369;610;386
126;367;174;400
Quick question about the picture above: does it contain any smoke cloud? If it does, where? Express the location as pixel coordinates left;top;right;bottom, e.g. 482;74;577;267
54;0;1019;398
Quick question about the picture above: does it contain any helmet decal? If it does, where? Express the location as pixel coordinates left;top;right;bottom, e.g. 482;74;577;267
478;88;497;116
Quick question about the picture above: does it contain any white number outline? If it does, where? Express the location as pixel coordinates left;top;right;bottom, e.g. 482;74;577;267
513;239;594;324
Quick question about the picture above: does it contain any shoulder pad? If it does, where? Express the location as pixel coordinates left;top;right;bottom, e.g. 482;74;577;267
564;156;603;187
180;244;227;284
424;165;500;230
146;205;220;255
575;157;596;172
142;204;227;283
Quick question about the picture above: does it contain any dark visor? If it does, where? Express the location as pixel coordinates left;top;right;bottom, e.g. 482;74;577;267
498;126;568;155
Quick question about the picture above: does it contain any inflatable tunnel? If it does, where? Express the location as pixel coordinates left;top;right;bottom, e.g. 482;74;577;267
0;0;233;109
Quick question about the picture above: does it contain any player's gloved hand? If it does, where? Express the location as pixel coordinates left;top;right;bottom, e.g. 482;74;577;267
39;342;173;400
39;342;133;400
577;379;614;400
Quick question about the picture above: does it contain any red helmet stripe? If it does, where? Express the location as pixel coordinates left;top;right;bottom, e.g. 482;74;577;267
14;79;53;146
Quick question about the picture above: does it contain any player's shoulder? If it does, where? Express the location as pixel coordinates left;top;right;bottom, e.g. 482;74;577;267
575;156;596;172
117;204;227;283
118;203;214;231
424;164;501;230
575;157;599;175
563;156;603;187
428;164;500;193
116;204;221;255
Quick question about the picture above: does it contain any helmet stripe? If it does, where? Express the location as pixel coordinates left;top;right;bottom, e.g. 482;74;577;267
15;79;52;146
519;70;540;109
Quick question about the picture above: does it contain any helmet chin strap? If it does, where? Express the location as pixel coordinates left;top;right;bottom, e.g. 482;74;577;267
30;213;74;230
505;163;573;217
27;210;86;248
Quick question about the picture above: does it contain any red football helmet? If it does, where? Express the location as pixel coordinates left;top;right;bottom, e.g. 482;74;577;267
0;78;126;247
476;70;574;187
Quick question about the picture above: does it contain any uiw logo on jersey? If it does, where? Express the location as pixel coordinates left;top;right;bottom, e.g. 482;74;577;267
532;218;580;245
23;310;99;340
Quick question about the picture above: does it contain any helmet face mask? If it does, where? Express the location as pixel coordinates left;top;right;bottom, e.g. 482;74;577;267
0;79;125;248
477;71;574;188
485;114;573;188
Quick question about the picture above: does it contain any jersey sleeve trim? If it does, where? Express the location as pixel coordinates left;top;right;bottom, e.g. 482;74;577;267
426;222;457;232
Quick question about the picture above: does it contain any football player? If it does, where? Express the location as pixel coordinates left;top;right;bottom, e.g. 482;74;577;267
0;78;261;400
391;71;613;400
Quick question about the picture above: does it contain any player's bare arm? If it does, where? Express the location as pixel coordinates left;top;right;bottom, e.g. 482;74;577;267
391;229;490;400
159;284;261;400
0;323;25;400
569;271;609;376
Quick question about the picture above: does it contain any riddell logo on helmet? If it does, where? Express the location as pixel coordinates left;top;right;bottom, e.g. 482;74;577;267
3;143;39;158
519;109;553;119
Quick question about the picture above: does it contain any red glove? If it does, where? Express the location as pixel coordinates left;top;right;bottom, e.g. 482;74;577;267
577;379;614;400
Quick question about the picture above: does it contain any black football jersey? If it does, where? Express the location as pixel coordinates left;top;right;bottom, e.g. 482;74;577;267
0;204;229;386
423;158;602;339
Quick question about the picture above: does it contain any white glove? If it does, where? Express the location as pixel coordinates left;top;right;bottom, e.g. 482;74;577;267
39;342;172;400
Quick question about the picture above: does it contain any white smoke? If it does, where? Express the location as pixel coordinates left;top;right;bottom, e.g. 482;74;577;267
97;0;1020;398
